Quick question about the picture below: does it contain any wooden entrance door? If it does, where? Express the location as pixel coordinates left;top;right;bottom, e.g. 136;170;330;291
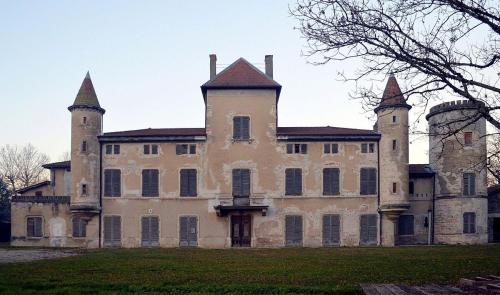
231;215;251;247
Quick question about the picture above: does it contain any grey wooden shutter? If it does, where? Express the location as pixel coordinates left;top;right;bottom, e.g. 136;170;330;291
369;169;377;194
323;214;340;246
104;170;112;196
144;145;150;154
332;144;338;153
142;216;159;247
176;144;182;155
241;169;250;196
180;216;197;247
286;144;293;154
324;144;330;154
233;117;241;139
27;217;34;237
34;217;42;237
323;168;340;195
361;144;367;153
151;170;159;196
73;218;86;237
180;170;188;196
295;169;302;195
104;216;121;247
300;144;307;154
463;173;475;196
360;214;377;245
285;215;303;246
142;170;158;197
232;169;241;196
188;217;198;246
189;144;196;154
112;170;121;197
242;117;250;139
463;212;476;233
285;169;293;195
152;144;158;154
142;170;149;196
179;217;188;246
189;170;197;196
360;169;367;195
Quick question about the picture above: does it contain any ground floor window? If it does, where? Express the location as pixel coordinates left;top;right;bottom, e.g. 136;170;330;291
398;215;414;236
27;216;43;238
360;214;377;245
463;212;476;234
141;216;159;247
179;216;198;247
285;215;303;246
104;216;121;247
72;217;87;238
322;214;340;246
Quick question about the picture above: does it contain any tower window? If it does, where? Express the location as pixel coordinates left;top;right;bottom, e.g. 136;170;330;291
409;181;414;195
82;116;87;124
392;116;397;123
392;182;397;193
464;132;472;146
392;140;397;150
463;173;475;196
463;212;476;234
82;141;87;152
81;184;87;195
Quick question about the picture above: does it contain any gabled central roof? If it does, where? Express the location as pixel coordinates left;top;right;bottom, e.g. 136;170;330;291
201;58;281;100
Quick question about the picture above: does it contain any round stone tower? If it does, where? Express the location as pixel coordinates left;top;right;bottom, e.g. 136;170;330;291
375;75;411;246
68;72;105;247
426;100;488;244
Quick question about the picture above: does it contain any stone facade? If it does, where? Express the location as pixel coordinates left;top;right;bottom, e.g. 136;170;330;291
11;55;490;248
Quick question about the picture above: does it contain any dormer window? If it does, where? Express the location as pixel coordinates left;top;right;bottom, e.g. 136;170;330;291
233;116;250;140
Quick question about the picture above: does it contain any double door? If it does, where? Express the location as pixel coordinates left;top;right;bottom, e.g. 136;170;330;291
231;215;251;247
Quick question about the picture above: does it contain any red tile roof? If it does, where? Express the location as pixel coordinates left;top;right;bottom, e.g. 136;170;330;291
16;181;51;194
201;58;281;100
276;126;378;136
375;75;411;112
101;128;206;137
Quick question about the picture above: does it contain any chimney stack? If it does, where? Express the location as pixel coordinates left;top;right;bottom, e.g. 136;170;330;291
265;55;273;78
210;54;217;80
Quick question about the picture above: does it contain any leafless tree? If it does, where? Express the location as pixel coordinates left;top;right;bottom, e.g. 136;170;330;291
59;151;71;161
0;144;49;192
291;0;500;178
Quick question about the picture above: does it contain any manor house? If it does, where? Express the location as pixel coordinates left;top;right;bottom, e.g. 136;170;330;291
11;55;490;248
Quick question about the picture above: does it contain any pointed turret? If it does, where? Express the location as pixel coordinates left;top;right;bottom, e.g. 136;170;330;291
68;72;105;114
374;75;411;113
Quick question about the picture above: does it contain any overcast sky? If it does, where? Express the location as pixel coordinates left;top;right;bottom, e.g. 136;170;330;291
0;1;429;163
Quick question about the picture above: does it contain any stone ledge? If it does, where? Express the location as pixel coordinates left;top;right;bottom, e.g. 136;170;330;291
11;195;70;204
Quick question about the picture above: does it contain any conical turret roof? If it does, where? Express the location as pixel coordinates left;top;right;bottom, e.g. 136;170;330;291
374;74;411;113
68;72;105;113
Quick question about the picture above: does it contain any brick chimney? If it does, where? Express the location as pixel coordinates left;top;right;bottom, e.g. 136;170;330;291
265;55;273;78
210;54;217;80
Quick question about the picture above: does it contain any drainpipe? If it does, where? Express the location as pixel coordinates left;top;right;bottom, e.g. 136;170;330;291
431;173;436;244
99;142;102;248
377;140;382;246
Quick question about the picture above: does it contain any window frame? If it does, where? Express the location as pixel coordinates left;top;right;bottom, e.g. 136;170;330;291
360;168;377;195
180;169;197;197
104;169;121;197
463;212;476;234
26;216;43;238
463;172;476;196
285;168;303;196
323;168;340;196
72;217;87;238
232;169;251;197
361;143;375;153
142;169;160;197
233;116;250;140
464;132;473;146
286;143;308;154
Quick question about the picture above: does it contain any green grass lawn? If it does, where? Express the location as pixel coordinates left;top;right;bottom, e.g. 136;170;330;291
1;245;500;294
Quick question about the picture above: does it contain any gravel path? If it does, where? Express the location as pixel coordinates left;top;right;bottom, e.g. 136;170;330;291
0;248;79;264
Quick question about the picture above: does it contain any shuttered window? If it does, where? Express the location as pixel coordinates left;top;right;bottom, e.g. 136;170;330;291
463;212;476;234
141;216;159;247
463;173;476;196
104;216;121;247
105;144;113;154
285;215;303;246
176;144;196;155
180;169;197;197
360;168;377;195
179;216;198;247
360;214;378;245
324;144;339;154
27;217;43;238
361;143;375;153
232;169;250;197
113;144;120;154
285;168;302;196
142;169;159;197
286;143;307;154
398;215;414;235
323;214;340;246
233;116;250;140
323;168;340;195
104;169;121;197
72;217;87;238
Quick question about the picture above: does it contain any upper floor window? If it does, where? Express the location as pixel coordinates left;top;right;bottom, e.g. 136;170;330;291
463;172;475;196
27;216;43;238
464;132;473;146
360;168;377;195
392;139;398;151
81;141;87;152
409;181;414;195
463;212;476;234
105;144;120;155
324;143;338;154
82;116;87;124
392;182;398;194
232;169;250;197
144;144;158;155
392;115;397;123
176;144;196;155
285;168;302;196
104;169;121;197
286;143;307;154
233;116;250;140
81;184;87;196
361;143;375;153
142;169;159;197
180;169;197;197
323;168;340;195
